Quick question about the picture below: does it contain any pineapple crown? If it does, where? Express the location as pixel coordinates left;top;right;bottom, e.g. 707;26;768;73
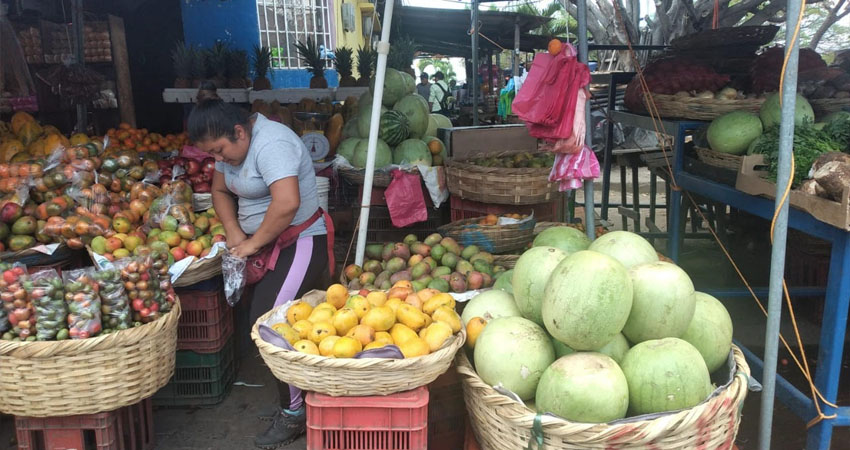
388;36;418;72
206;42;229;78
357;45;376;79
334;47;353;77
253;44;271;79
171;41;192;78
295;37;325;77
227;49;249;79
189;45;206;79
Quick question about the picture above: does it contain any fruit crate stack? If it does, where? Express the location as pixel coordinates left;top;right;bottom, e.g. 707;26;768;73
154;279;236;407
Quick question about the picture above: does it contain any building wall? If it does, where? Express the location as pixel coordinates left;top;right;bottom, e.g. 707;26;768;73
333;0;375;78
180;0;339;88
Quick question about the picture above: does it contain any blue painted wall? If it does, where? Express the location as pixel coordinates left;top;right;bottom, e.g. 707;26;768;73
180;0;338;89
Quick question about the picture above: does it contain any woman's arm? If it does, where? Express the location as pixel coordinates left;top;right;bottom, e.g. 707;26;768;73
229;177;300;258
211;170;247;248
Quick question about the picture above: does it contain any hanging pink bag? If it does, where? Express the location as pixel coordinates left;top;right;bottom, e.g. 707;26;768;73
384;170;428;227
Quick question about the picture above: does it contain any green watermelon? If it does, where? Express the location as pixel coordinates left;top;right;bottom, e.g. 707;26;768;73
379;110;410;146
341;117;359;140
352;138;392;169
424;114;453;138
337;138;361;162
393;94;430;139
370;68;407;107
393;139;432;166
400;71;416;94
357;103;388;139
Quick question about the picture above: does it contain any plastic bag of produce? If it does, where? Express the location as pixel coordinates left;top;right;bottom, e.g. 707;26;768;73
0;262;34;340
63;268;103;339
149;250;175;313
114;257;164;323
222;250;247;307
92;268;132;331
27;268;68;340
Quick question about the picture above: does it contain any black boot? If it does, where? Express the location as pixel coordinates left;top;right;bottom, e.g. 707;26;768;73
254;408;306;449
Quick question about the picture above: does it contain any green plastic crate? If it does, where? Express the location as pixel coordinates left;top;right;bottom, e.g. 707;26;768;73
153;338;237;407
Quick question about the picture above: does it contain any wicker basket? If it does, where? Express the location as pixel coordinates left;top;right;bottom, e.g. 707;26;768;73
643;94;765;121
695;147;744;171
446;152;559;205
338;166;419;188
438;217;536;254
0;300;180;417
457;346;750;449
492;254;519;269
533;222;607;238
0;244;76;267
172;254;223;288
252;304;466;396
810;98;850;117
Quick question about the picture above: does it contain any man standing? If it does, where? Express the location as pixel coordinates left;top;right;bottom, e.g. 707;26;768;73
428;71;451;115
416;72;431;98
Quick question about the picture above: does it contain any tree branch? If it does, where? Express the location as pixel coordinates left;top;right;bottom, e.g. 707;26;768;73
809;0;848;50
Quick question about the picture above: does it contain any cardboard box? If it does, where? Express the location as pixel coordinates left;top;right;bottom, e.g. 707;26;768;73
439;124;538;159
735;154;850;230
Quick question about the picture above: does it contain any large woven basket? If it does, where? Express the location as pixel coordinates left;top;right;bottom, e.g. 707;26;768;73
173;254;223;288
438;217;536;254
492;254;519;269
338;166;419;188
0;244;76;267
643;94;765;121
810;98;850;117
695;147;743;171
0;300;180;417
252;305;466;396
446;152;559;205
457;346;750;449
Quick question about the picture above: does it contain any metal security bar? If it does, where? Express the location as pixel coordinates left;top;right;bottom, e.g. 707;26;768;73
256;0;333;69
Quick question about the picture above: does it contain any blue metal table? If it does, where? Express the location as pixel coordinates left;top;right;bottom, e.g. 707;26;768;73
609;109;850;449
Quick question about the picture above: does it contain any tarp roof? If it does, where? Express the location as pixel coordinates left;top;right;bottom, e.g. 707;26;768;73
393;6;556;58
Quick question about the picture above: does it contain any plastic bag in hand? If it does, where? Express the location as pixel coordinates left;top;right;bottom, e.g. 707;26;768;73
222;251;247;307
0;262;30;339
93;268;132;331
28;269;68;341
63;268;103;339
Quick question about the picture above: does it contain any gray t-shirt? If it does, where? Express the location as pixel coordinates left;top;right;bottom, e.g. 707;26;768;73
215;114;326;237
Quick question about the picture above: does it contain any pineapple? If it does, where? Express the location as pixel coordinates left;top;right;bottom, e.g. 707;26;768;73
189;45;206;88
171;42;192;88
226;49;250;88
252;45;272;90
388;36;417;77
334;47;356;87
206;42;229;88
295;38;328;89
356;45;376;87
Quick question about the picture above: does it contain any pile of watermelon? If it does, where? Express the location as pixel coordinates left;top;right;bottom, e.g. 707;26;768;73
336;68;452;169
466;229;735;423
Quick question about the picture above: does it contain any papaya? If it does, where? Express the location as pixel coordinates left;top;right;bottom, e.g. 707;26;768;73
10;112;35;136
325;113;344;156
0;139;25;162
17;121;43;147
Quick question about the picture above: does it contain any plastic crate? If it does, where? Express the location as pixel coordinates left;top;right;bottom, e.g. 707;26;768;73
428;368;465;450
153;339;236;407
306;386;429;450
449;196;562;222
174;275;223;292
14;398;153;450
352;205;448;244
174;288;233;353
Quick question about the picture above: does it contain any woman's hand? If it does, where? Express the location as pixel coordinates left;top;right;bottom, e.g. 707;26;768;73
226;229;249;249
230;238;261;258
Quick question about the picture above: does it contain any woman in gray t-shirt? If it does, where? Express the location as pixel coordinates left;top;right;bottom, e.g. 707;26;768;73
188;100;329;447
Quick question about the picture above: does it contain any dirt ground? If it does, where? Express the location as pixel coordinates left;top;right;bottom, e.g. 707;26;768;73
1;164;848;449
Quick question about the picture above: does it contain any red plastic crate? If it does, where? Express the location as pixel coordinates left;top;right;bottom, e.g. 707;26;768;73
306;386;429;450
174;289;233;353
449;196;561;222
15;399;154;450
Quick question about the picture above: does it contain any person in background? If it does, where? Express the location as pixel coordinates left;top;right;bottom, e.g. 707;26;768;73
416;72;431;98
429;71;451;115
188;99;332;449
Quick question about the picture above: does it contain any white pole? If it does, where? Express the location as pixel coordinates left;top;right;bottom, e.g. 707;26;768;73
354;0;395;266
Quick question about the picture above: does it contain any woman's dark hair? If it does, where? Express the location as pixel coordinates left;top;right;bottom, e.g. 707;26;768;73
196;80;219;102
187;99;250;143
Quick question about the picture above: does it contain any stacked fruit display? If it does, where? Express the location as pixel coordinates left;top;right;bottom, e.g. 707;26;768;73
270;281;463;359
339;232;507;293
105;123;188;153
156;156;216;193
336;68;450;168
0;112;83;163
464;229;734;423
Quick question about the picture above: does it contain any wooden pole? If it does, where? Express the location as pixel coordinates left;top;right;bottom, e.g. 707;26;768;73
108;15;136;126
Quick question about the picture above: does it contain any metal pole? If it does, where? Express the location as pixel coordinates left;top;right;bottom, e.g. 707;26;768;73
573;0;595;238
759;0;802;447
513;17;519;80
72;0;87;133
354;0;395;266
471;0;480;126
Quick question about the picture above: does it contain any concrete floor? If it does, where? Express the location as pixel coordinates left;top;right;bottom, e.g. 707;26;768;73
2;164;848;449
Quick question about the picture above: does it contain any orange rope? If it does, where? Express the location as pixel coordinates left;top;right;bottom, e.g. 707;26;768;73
609;0;837;427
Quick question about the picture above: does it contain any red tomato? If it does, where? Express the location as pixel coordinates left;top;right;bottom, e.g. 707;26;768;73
132;298;145;311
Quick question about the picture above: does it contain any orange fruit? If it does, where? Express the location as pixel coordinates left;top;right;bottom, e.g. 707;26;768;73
325;283;348;309
287;301;313;325
332;336;362;358
548;39;563;55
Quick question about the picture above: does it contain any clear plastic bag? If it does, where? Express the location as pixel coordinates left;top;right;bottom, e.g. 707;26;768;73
222;251;246;306
115;257;164;323
92;268;132;331
0;262;29;339
63;268;103;339
150;250;174;313
27;268;68;341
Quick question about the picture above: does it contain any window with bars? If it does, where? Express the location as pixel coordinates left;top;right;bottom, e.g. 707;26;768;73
256;0;333;69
